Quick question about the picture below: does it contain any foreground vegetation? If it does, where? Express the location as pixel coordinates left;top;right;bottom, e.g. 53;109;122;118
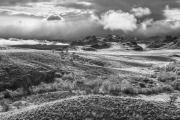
1;95;180;120
1;48;180;119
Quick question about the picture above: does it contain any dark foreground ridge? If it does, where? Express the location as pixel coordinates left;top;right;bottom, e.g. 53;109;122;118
1;95;180;120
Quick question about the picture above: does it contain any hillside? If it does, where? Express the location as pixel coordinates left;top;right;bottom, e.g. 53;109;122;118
0;48;113;92
1;95;180;120
147;35;180;49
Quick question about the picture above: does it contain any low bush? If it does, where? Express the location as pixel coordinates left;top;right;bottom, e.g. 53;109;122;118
73;79;86;90
139;85;174;95
32;82;57;94
62;73;75;82
153;62;180;73
122;86;138;95
169;94;178;105
101;81;122;95
12;101;30;109
0;99;9;112
171;79;180;90
157;72;177;82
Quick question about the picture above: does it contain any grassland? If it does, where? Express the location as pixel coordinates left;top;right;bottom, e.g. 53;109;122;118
1;45;180;119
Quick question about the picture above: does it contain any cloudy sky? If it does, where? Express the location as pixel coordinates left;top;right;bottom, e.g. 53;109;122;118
0;0;180;41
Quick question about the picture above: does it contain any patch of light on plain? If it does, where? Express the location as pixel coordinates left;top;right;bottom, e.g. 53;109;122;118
0;38;69;46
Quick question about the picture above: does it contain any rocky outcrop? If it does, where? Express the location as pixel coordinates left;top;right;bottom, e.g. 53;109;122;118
71;36;98;46
123;42;143;51
71;34;127;47
70;34;143;51
147;35;179;48
90;42;111;49
105;34;124;42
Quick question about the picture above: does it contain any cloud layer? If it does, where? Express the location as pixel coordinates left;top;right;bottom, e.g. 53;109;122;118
0;0;180;41
0;15;101;41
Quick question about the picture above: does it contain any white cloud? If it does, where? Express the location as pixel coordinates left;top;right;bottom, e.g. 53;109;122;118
131;7;151;17
134;5;180;37
100;10;137;32
140;19;154;30
137;20;172;36
164;5;180;21
0;1;93;18
78;1;92;6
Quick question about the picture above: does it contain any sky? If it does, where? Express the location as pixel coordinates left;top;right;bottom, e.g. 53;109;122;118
0;0;180;41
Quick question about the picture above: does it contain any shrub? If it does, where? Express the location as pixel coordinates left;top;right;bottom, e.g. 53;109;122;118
165;63;177;72
100;81;110;94
53;79;74;92
0;99;9;112
73;79;86;90
139;82;146;88
157;72;177;82
12;101;30;109
139;85;174;95
86;80;102;90
169;94;178;105
153;62;179;73
3;90;12;99
109;84;122;96
32;82;57;94
91;86;100;94
85;80;103;94
150;74;157;78
171;79;180;90
100;81;122;95
122;86;138;95
161;85;174;92
62;73;75;82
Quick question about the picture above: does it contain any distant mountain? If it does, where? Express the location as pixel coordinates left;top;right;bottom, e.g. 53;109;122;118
105;34;124;42
147;35;180;49
70;34;129;46
70;36;98;46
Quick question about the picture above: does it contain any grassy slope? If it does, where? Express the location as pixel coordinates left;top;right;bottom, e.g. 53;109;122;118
1;95;180;120
0;49;114;91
